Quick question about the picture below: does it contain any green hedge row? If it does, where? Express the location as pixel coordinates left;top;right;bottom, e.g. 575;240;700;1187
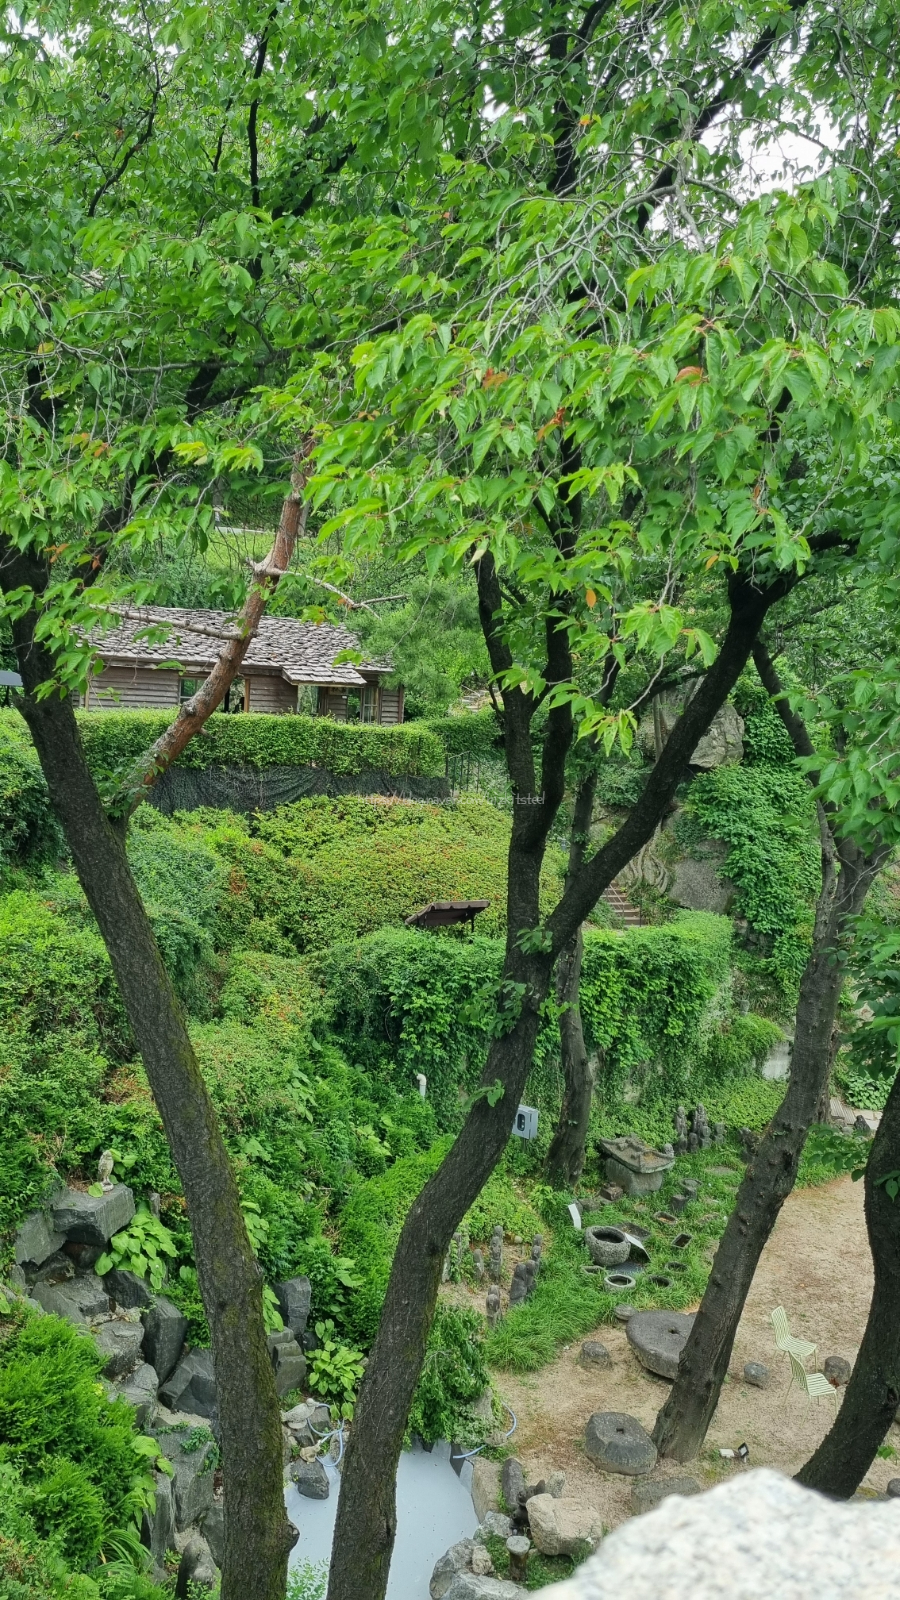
421;708;500;760
0;709;445;779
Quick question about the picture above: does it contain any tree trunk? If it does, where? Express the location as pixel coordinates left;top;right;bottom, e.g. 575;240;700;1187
8;628;294;1598
652;840;880;1462
545;929;595;1187
795;1065;900;1495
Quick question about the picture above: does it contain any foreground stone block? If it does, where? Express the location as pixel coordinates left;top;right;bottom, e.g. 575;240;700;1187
14;1209;65;1268
118;1360;159;1428
31;1274;109;1323
268;1331;308;1396
527;1493;602;1557
626;1310;695;1381
585;1412;657;1476
630;1476;701;1516
93;1320;144;1378
141;1298;188;1384
201;1502;224;1567
159;1350;217;1419
154;1426;217;1529
532;1469;900;1599
51;1185;135;1247
104;1268;154;1311
141;1468;175;1565
291;1459;329;1500
275;1276;312;1337
431;1539;476;1599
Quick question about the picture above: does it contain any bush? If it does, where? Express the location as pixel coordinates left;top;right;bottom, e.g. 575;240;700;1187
66;708;444;777
409;1305;492;1445
0;1311;153;1567
0;719;63;869
422;709;500;760
339;1143;451;1343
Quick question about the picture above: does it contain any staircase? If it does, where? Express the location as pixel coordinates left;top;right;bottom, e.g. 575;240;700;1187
602;883;643;927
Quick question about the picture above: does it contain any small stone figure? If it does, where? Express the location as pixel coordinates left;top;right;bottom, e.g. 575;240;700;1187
509;1262;530;1307
97;1150;115;1190
486;1286;501;1328
738;1126;759;1160
523;1258;537;1296
489;1225;504;1284
692;1104;711;1149
688;1132;699;1154
472;1248;485;1283
531;1236;543;1273
681;1178;699;1199
660;1142;675;1162
442;1249;451;1283
712;1122;726;1145
673;1106;689;1155
148;1192;161;1218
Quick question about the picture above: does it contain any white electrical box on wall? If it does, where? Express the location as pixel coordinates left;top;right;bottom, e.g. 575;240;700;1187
512;1104;539;1140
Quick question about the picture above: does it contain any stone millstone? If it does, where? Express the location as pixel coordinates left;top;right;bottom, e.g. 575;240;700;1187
626;1310;695;1380
585;1411;657;1476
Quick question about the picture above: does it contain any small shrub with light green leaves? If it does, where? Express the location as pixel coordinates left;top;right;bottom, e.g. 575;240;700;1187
95;1204;178;1295
307;1320;366;1418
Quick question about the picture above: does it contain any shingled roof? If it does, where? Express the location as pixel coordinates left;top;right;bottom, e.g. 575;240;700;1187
91;606;390;688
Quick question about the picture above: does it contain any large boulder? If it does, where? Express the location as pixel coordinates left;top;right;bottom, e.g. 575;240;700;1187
51;1185;135;1247
267;1330;308;1396
527;1494;602;1557
626;1310;695;1381
530;1469;900;1599
474;1511;513;1543
118;1361;160;1428
444;1578;526;1600
104;1268;154;1311
290;1459;330;1500
690;703;744;769
153;1425;217;1530
176;1532;218;1591
31;1274;109;1323
274;1277;312;1338
471;1458;501;1522
141;1468;175;1566
630;1476;701;1516
14;1208;65;1268
201;1503;224;1568
141;1298;188;1384
92;1320;145;1379
585;1412;657;1477
431;1540;475;1599
159;1350;217;1420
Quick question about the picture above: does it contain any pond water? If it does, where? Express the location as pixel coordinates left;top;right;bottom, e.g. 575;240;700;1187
285;1440;479;1597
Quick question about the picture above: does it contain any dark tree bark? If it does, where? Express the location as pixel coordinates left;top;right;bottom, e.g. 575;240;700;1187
652;643;887;1462
325;568;794;1600
545;927;595;1187
546;765;598;1188
796;1051;900;1494
0;505;309;1600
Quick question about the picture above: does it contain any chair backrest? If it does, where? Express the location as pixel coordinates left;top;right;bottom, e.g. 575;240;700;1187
787;1350;808;1387
771;1306;790;1344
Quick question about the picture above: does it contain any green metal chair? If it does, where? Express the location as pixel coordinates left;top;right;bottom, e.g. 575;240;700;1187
771;1305;817;1365
788;1350;839;1411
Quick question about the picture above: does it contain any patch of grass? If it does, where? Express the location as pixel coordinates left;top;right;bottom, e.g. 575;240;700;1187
483;1531;594;1590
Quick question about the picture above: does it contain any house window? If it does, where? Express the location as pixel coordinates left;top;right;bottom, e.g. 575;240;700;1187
360;685;378;724
180;678;202;703
297;684;318;717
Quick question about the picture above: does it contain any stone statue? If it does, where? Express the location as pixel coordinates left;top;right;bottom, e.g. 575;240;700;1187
486;1286;501;1328
472;1248;485;1283
688;1132;699;1154
660;1143;675;1162
673;1106;689;1155
692;1104;712;1149
148;1192;161;1218
509;1262;530;1307
523;1259;537;1296
712;1122;726;1145
531;1237;542;1273
97;1150;114;1190
489;1225;504;1284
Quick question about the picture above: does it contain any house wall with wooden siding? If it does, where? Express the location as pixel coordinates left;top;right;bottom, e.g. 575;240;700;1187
378;687;404;725
85;666;180;710
246;675;297;714
319;687;348;721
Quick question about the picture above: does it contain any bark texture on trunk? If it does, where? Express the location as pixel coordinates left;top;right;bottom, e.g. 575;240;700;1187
796;1065;900;1495
545;929;595;1187
3;560;293;1600
651;639;886;1463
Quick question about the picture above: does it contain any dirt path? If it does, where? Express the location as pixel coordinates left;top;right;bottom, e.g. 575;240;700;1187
492;1176;895;1530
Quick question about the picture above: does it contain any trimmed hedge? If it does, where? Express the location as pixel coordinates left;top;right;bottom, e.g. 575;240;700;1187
0;709;445;779
422;708;500;761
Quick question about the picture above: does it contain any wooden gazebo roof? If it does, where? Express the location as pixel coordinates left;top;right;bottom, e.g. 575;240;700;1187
404;899;490;930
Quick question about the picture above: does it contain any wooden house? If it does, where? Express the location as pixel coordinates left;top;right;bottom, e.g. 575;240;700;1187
82;606;404;723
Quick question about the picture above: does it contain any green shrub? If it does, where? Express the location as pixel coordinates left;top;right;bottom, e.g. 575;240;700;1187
422;709;500;760
409;1305;492;1445
64;707;444;777
339;1143;451;1343
0;720;63;869
0;1311;153;1567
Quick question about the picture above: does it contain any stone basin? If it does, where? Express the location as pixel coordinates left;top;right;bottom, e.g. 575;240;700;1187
626;1309;695;1380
